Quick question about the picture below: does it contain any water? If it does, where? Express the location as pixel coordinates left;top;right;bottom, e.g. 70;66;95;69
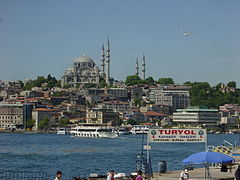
0;133;239;179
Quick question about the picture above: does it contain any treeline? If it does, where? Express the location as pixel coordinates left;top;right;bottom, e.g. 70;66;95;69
185;81;240;108
125;75;174;86
125;75;240;108
23;74;61;90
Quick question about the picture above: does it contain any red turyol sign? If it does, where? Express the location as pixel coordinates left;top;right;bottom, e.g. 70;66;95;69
148;128;207;143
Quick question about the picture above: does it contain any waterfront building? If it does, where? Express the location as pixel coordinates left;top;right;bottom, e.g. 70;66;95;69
86;108;119;125
173;108;221;127
32;108;58;130
0;103;23;129
149;85;190;112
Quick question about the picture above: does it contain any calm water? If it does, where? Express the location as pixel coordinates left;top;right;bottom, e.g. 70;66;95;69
0;133;239;179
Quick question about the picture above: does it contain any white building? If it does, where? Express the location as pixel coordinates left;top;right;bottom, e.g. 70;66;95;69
173;108;221;127
149;86;190;112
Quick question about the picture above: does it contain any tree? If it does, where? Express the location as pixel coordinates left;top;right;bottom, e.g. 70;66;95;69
26;119;35;129
84;83;97;88
157;78;174;85
38;117;50;131
227;81;236;88
56;80;62;87
58;118;70;127
23;82;34;90
145;76;155;86
99;78;107;88
125;75;141;86
33;76;46;87
134;97;142;107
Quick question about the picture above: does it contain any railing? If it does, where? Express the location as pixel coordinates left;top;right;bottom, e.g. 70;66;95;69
208;145;234;156
0;171;50;180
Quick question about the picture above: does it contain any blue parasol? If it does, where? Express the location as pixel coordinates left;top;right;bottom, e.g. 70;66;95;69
182;151;234;165
182;151;234;180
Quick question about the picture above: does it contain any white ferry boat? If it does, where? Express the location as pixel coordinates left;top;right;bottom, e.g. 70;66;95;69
71;125;118;138
130;125;149;134
57;128;70;135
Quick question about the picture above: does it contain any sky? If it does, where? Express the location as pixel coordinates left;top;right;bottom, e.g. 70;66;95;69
0;0;240;87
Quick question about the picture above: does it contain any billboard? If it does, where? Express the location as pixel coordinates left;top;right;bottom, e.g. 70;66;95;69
148;128;207;143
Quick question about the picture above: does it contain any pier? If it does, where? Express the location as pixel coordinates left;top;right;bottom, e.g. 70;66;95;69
152;167;236;180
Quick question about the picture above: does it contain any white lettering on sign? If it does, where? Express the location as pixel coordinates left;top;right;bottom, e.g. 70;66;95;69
148;128;207;143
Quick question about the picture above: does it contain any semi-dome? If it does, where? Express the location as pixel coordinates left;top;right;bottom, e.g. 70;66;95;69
74;56;95;64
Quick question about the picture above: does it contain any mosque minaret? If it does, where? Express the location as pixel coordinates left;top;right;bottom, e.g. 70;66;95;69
101;44;105;75
105;38;111;85
136;57;139;76
142;54;146;80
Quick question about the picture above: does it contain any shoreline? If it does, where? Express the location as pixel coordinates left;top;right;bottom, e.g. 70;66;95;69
0;130;56;134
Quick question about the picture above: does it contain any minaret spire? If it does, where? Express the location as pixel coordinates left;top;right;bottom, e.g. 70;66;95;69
101;44;105;74
142;54;146;80
106;37;110;85
136;57;139;76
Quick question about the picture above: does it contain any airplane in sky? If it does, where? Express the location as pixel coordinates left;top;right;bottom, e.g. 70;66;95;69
180;29;196;36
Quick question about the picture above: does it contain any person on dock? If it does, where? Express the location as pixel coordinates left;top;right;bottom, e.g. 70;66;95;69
54;171;62;180
136;170;143;180
235;165;240;180
107;170;115;180
179;169;189;180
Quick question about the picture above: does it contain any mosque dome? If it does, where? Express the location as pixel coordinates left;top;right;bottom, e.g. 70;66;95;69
74;56;95;64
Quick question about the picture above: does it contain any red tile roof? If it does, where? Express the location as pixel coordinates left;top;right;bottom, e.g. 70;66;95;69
144;111;167;116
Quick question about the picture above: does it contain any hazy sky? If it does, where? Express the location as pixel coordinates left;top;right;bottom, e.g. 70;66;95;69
0;0;239;87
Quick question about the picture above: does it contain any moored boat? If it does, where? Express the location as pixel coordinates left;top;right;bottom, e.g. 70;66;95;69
57;127;70;135
71;124;118;138
130;125;149;134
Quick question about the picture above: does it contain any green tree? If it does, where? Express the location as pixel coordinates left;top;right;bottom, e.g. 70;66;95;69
99;78;107;88
157;78;174;85
38;117;50;131
33;76;46;87
227;81;236;88
56;80;62;87
125;75;141;86
26;119;35;129
23;82;34;90
84;83;97;88
58;118;70;127
134;97;142;107
145;76;155;86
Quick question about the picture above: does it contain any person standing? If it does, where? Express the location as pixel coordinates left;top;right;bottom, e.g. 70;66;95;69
179;169;189;180
235;165;240;180
54;171;62;180
136;170;143;180
107;170;115;180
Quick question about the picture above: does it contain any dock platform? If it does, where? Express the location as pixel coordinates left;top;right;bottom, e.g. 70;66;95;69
152;167;236;180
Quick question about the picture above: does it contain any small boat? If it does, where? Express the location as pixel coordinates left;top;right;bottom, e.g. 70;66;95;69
71;124;118;138
57;128;70;135
115;127;131;135
130;125;149;134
